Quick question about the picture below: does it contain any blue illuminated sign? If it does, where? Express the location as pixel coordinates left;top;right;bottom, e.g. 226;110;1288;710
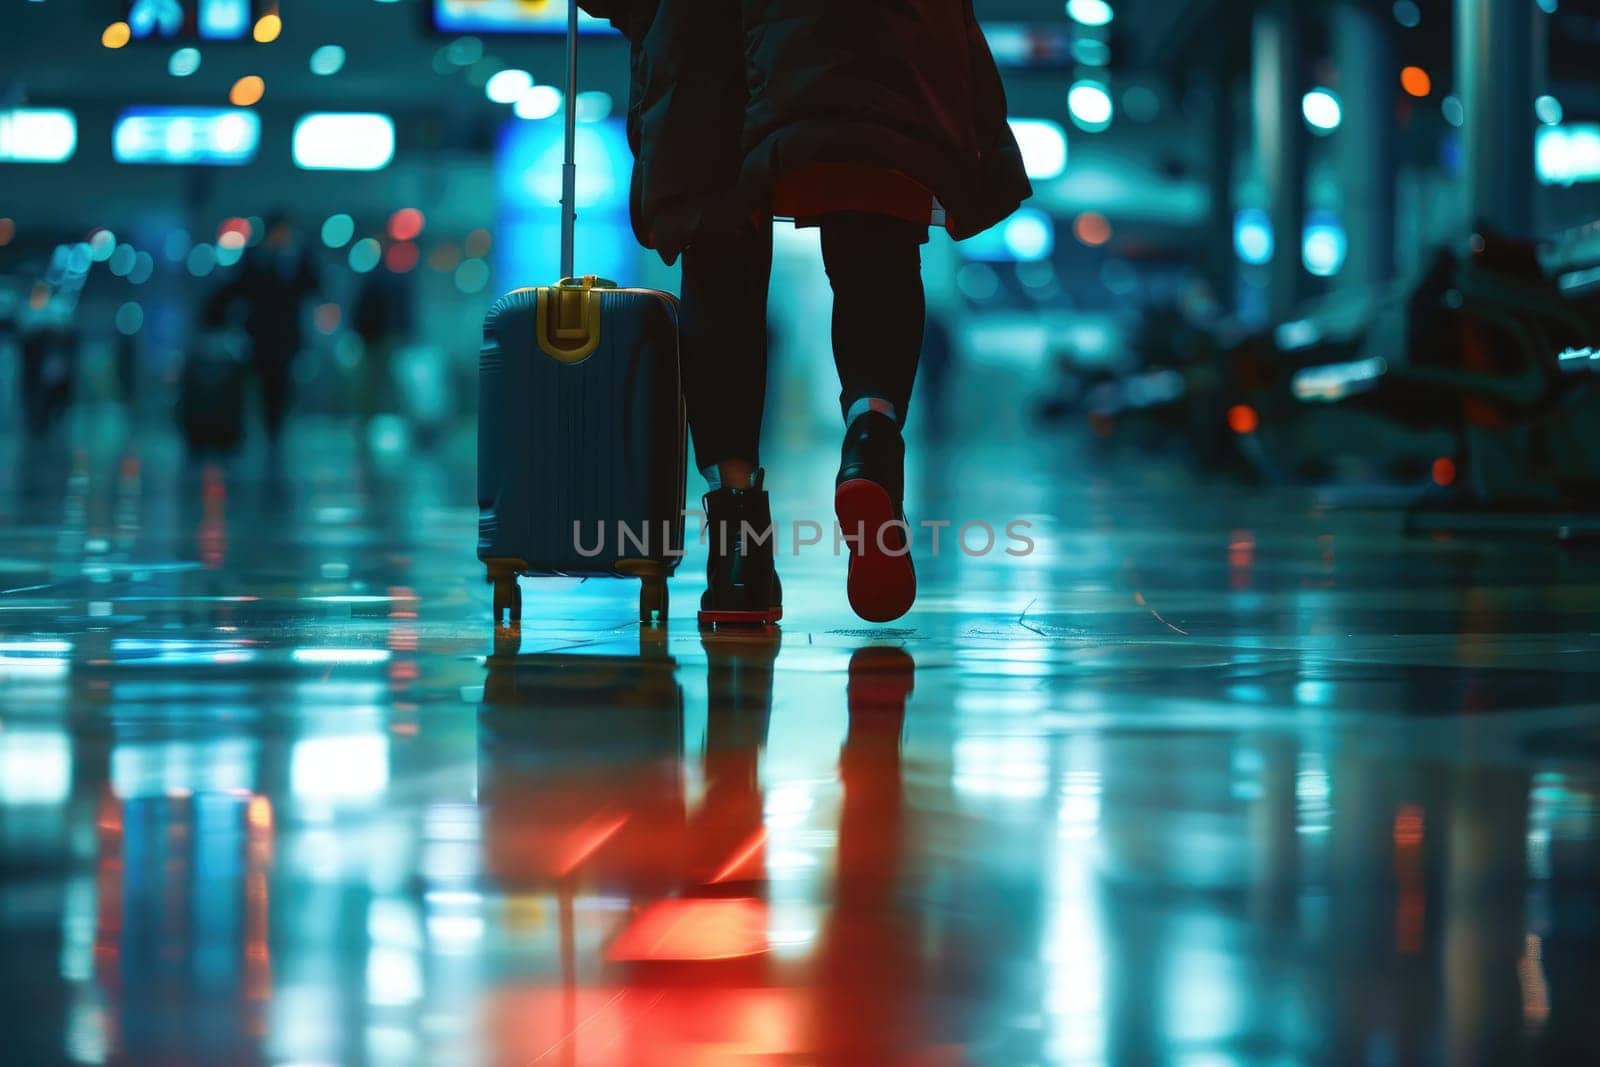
113;107;261;166
128;0;185;38
432;0;611;35
199;0;251;39
495;116;632;286
125;0;254;41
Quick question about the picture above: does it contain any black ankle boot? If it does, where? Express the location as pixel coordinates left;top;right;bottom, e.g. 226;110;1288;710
700;469;783;626
835;412;916;623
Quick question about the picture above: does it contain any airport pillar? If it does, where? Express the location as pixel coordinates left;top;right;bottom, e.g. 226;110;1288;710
1252;0;1308;321
1333;2;1397;291
1456;0;1536;236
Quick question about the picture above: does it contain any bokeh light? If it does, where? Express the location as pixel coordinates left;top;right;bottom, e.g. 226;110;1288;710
310;45;346;76
102;22;131;49
1536;95;1564;126
428;243;462;273
465;229;493;258
1003;211;1055;260
349;238;382;273
1228;405;1260;434
1123;85;1160;123
1393;1;1422;28
388;208;425;242
322;214;355;248
1400;67;1431;98
217;217;252;245
1302;212;1348;277
1074;212;1113;246
446;36;484;67
253;14;283;44
230;76;266;107
109;244;137;277
169;48;202;78
1009;118;1068;180
1234;208;1274;265
315;303;342;334
1068;81;1113;132
956;262;1002;303
575;91;614;123
1072;38;1111;67
486;69;533;104
1067;0;1114;27
88;229;116;262
1302;89;1342;133
385;242;420;273
454;258;490;294
515;85;563;121
114;301;143;336
0;218;14;247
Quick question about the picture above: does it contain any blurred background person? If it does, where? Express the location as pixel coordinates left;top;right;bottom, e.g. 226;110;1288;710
352;257;415;431
206;211;319;445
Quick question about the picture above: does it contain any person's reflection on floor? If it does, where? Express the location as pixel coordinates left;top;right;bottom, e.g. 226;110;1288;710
810;646;943;1065
688;629;780;892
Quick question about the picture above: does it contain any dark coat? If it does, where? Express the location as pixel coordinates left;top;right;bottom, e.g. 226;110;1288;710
580;0;1032;264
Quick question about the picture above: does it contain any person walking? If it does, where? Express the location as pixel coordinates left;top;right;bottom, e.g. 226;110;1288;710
580;0;1032;624
208;212;320;446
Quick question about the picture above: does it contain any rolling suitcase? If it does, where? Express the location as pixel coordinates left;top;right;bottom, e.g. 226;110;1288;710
477;3;686;628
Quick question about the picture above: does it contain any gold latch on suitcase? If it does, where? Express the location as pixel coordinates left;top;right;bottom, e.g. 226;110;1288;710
535;275;615;363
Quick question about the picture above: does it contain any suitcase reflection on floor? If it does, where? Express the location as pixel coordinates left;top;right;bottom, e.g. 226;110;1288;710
479;638;936;1063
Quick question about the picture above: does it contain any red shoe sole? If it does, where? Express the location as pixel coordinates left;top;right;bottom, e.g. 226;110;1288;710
835;478;916;623
698;607;783;626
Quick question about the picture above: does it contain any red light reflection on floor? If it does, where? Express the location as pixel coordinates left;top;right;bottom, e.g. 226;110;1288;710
605;897;769;963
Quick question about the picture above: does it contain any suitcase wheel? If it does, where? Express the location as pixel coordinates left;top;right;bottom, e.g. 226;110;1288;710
492;574;522;627
639;577;668;625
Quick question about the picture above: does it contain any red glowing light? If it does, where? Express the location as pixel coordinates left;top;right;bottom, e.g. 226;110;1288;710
1074;211;1112;246
1394;804;1424;848
1227;404;1260;434
554;812;630;877
709;829;768;884
1401;66;1432;98
388;208;425;242
385;241;419;273
605;897;770;962
1431;456;1457;486
218;217;252;243
314;302;341;334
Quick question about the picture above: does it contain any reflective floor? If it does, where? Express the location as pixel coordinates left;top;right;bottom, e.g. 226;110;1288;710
3;414;1600;1066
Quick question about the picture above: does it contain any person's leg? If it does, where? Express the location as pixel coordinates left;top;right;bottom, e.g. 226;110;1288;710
680;221;783;626
819;213;927;623
255;349;291;443
820;213;927;432
678;221;774;490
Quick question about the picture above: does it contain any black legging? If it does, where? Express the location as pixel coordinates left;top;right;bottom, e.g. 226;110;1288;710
678;211;927;469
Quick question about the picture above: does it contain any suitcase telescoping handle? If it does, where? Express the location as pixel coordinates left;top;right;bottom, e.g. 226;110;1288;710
559;1;580;280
